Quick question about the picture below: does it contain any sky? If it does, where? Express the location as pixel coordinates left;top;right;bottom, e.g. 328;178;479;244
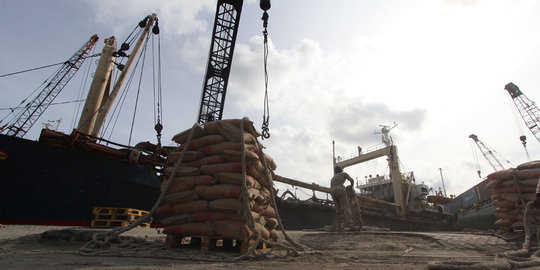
1;0;540;200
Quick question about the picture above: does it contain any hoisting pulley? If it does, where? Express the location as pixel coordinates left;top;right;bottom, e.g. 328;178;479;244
260;0;271;139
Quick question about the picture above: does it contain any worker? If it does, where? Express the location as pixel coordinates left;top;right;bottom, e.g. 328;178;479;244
330;166;355;231
522;179;540;252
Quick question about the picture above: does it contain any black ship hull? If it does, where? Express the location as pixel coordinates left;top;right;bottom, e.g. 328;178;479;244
0;133;161;226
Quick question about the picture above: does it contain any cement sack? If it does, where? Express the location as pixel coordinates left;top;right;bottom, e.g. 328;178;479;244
214;118;261;138
200;161;260;178
247;188;269;205
517;160;540;170
491;192;536;202
180;155;226;167
493;199;521;208
215;172;262;189
198;141;258;156
500;178;540;187
488;168;540;181
262;205;277;218
195;184;242;200
209;198;244;213
164;166;200;177
167;151;205;163
178;134;225;151
265;217;278;230
494;211;523;221
485;179;504;190
158;200;209;216
269;229;279;241
172;124;206;144
512;220;524;229
255;222;270;240
162;175;216;193
161;214;193;226
221;149;259;162
163;189;199;204
494;185;538;194
192;211;250;223
495;218;513;227
213;220;252;240
204;120;256;143
164;222;213;236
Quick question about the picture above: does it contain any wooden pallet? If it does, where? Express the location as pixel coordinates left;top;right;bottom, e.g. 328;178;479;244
165;234;269;253
94;214;140;222
92;207;148;216
90;219;150;228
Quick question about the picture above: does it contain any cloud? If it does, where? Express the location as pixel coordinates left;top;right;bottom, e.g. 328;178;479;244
220;35;430;188
83;0;215;36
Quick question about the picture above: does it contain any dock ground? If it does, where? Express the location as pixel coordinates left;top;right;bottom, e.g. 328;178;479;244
0;225;538;269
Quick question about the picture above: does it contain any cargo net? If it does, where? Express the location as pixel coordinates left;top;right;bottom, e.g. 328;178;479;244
79;117;313;261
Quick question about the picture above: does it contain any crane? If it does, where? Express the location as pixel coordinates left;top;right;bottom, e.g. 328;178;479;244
197;0;244;124
197;0;271;125
2;35;99;138
504;82;540;145
469;134;509;174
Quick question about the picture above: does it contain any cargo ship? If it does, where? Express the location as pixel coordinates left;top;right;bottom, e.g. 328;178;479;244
443;178;497;230
0;14;166;226
273;125;457;231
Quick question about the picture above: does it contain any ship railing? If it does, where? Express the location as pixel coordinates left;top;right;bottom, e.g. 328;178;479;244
336;143;388;162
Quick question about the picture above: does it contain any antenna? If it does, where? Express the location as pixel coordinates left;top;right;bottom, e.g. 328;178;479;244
374;122;398;146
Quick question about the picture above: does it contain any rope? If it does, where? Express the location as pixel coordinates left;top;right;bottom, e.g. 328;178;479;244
511;169;526;208
254;125;313;253
0;54;100;78
79;119;310;261
127;31;150;147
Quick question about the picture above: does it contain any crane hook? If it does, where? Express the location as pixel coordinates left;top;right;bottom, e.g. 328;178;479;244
260;0;271;139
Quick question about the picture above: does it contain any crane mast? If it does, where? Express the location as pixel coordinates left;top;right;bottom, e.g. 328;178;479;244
3;35;99;138
504;82;540;143
197;0;243;124
469;134;505;172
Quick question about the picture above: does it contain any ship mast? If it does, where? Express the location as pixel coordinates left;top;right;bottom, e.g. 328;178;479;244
77;37;117;135
90;14;158;137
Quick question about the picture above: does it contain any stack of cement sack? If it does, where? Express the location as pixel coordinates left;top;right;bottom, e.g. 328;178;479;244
158;118;279;242
486;160;540;231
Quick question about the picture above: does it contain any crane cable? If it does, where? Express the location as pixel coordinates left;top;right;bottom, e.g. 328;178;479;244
506;94;531;160
152;21;163;147
260;2;271;139
469;139;482;178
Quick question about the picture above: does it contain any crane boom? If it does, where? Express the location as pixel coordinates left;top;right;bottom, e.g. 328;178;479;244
504;82;540;143
3;35;99;138
197;0;243;124
469;134;505;172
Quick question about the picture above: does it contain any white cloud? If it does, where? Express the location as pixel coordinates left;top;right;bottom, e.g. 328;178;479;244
83;0;215;36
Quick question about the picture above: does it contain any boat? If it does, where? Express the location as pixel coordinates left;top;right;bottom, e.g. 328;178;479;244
442;177;497;230
0;14;167;226
273;125;457;231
